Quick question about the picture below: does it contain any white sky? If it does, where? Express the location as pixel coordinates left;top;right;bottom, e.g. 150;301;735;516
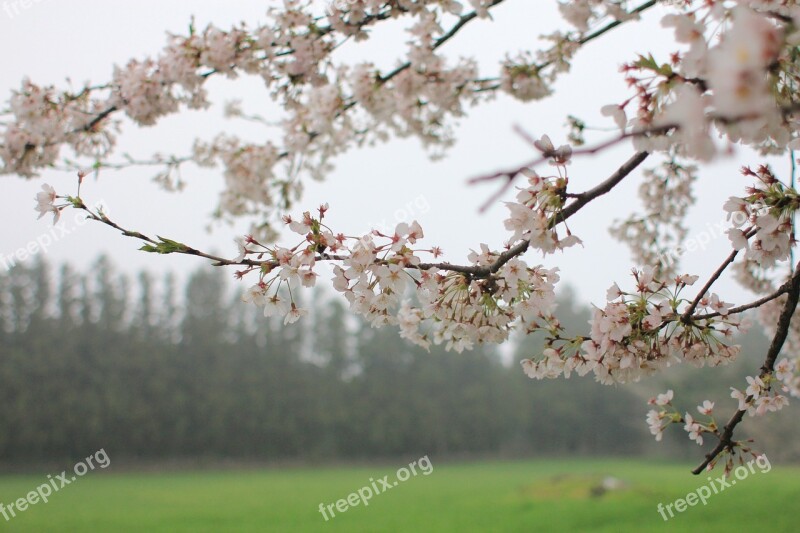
0;0;786;307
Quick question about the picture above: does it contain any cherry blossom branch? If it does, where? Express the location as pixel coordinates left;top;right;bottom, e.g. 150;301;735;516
46;0;510;182
690;282;795;322
691;262;800;475
760;270;800;376
59;6;403;136
64;149;649;283
557;151;651;221
72;198;263;267
60;154;192;172
408;150;649;277
27;8;391;152
74;105;118;135
682;253;740;319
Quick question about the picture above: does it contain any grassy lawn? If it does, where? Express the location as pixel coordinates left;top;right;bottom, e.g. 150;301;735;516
0;458;796;532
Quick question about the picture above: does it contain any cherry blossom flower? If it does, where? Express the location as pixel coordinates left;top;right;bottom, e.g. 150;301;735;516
654;390;673;407
34;184;60;223
600;104;627;131
646;409;667;442
683;413;704;445
606;283;622;301
284;304;308;325
706;7;782;120
746;375;766;399
731;387;750;412
264;295;289;318
233;237;248;263
697;401;715;416
533;134;572;166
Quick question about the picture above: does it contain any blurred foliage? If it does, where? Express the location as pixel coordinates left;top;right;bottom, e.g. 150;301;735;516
0;258;794;465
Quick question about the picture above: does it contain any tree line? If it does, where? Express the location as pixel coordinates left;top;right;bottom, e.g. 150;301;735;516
1;257;795;466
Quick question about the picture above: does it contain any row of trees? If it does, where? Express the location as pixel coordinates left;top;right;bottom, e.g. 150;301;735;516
0;257;795;465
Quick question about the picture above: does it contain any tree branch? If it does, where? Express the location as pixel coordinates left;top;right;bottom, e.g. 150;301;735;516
681;229;759;320
395;151;648;276
73;151;649;279
470;125;671;212
690;282;793;321
691;262;800;475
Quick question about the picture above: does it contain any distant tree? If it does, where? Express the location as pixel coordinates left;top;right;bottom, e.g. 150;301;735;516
7;258;793;464
56;264;81;331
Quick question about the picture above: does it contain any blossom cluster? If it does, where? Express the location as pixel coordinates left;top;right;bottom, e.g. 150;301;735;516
1;0;663;230
724;165;798;268
233;202;563;352
522;267;746;384
644;351;797;458
610;159;697;276
647;372;790;458
504;139;581;253
730;374;789;417
602;3;800;163
521;267;744;385
398;253;560;352
232;143;576;351
645;390;719;446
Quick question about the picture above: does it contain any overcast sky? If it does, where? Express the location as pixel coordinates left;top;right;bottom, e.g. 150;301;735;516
0;0;784;309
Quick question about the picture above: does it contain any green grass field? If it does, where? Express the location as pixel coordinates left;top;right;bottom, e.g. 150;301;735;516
0;459;796;532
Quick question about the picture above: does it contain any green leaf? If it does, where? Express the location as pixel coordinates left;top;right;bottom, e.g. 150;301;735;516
139;236;189;255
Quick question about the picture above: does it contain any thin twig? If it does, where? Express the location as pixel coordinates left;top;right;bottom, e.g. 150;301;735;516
690;283;793;321
379;0;507;84
682;251;740;320
681;228;757;321
471;126;672;212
